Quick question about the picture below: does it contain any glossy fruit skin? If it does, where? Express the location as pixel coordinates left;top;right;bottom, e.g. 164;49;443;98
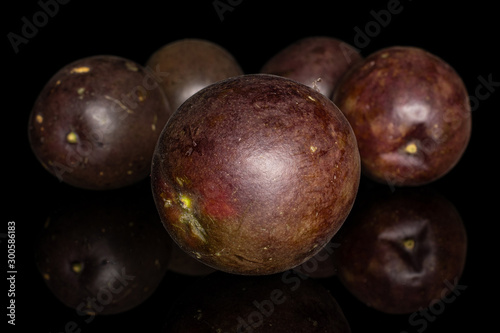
260;36;362;99
333;46;471;186
35;184;172;315
151;74;360;275
162;271;351;332
332;186;467;314
145;38;244;112
28;55;172;190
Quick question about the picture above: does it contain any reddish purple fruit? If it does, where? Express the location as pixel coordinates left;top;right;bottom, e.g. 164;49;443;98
145;38;244;111
28;55;172;190
151;74;360;275
260;36;362;99
333;46;471;186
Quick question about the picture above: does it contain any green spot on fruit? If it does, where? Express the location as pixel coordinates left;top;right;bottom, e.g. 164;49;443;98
66;131;78;144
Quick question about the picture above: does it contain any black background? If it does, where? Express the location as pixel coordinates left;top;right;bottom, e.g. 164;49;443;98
4;0;498;332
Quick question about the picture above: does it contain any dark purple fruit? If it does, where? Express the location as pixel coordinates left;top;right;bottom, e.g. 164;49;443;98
332;186;467;314
151;74;360;275
333;46;471;186
145;38;244;111
35;184;172;315
260;36;362;99
162;271;351;332
28;55;172;190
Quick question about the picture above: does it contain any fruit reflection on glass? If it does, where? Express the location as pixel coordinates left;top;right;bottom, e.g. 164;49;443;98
35;185;172;316
162;270;351;332
332;186;467;314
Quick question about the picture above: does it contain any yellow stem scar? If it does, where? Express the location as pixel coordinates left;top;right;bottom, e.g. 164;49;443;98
405;142;418;154
66;131;78;144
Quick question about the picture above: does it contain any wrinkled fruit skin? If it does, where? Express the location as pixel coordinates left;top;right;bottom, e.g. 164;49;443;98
260;36;362;99
151;74;360;275
35;184;172;315
333;186;467;314
145;38;244;112
333;46;471;186
163;271;351;332
28;55;172;190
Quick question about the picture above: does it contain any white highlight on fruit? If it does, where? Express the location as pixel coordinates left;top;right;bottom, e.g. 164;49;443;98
88;104;111;127
395;99;430;124
244;150;289;184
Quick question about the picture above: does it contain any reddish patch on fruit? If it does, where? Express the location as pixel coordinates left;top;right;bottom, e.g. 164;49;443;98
198;179;237;220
